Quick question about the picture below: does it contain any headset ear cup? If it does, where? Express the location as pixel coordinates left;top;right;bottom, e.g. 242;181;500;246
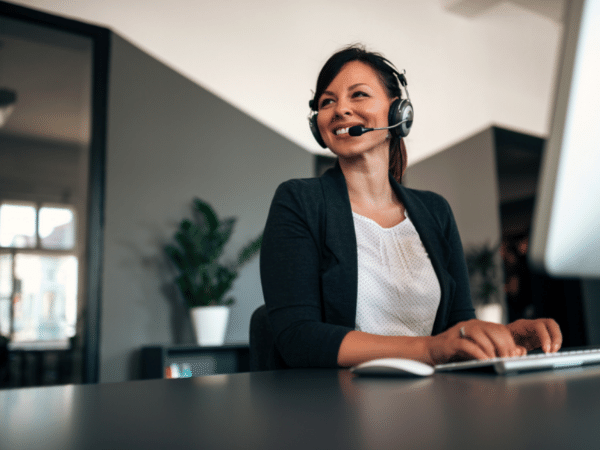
388;98;414;138
388;98;401;131
309;113;327;148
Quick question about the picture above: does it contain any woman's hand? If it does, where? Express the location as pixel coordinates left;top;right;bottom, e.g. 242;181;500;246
425;319;527;365
507;318;562;353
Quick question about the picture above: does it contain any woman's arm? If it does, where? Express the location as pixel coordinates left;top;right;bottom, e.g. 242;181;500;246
260;180;352;368
338;319;528;367
337;331;430;366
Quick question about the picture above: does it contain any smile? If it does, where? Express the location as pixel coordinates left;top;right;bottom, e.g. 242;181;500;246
335;127;350;136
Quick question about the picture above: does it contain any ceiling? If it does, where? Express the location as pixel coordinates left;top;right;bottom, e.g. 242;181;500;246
442;0;565;22
1;0;567;160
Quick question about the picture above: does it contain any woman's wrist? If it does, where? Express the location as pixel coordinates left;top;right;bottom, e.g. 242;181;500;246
420;335;438;366
337;331;433;367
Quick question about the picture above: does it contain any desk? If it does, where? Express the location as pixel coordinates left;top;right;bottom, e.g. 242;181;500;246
2;367;600;449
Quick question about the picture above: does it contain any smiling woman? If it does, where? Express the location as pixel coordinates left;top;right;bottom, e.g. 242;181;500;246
258;44;562;371
308;46;409;183
316;61;394;159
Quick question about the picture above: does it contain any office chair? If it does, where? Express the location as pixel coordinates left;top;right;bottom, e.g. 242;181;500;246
249;305;288;371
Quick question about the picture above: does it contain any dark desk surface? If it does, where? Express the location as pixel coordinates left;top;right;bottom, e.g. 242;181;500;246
2;366;600;450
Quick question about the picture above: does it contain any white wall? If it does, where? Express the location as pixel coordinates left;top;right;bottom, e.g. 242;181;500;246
10;0;564;163
100;34;313;382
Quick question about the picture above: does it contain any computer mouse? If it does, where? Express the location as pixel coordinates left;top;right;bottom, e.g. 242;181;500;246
350;357;435;377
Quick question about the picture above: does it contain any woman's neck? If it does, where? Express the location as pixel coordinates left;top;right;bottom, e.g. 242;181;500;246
338;150;397;211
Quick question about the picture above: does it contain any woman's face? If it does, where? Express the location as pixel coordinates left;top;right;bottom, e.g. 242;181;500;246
316;61;395;158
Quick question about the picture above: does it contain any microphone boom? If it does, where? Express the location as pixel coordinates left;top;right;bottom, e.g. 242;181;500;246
348;126;365;136
348;119;411;137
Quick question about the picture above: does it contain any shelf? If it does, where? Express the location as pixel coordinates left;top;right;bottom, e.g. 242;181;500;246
140;344;249;379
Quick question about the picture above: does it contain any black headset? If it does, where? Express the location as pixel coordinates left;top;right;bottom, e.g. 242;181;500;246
308;69;413;149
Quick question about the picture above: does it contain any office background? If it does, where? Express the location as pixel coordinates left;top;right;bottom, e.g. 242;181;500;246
0;0;570;384
7;0;565;162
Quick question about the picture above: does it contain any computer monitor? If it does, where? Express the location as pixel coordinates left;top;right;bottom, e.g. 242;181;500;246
529;0;600;278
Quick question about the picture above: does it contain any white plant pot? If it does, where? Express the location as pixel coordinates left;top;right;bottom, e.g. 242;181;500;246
190;306;230;346
476;303;504;324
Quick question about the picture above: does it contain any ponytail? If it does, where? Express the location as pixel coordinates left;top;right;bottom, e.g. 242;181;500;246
389;136;407;183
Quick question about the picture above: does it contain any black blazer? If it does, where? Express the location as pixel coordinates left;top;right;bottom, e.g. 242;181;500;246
260;163;475;368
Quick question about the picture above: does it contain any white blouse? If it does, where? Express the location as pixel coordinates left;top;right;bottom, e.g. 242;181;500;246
353;211;441;337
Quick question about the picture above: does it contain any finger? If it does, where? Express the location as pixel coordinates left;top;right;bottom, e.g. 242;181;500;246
455;338;493;361
461;326;497;359
533;321;553;353
482;324;519;358
544;319;563;352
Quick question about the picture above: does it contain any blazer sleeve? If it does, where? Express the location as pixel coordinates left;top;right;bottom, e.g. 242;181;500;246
260;180;352;368
441;197;477;327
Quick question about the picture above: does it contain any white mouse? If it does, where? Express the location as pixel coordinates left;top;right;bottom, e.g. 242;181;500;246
350;357;435;377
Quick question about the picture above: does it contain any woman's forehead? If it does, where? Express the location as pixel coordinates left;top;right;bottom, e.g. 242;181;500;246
326;61;386;91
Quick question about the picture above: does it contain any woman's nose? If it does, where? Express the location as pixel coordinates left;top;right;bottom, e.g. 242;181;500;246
333;98;352;118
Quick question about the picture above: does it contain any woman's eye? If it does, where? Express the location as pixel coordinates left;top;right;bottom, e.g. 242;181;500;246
319;98;333;108
353;91;368;98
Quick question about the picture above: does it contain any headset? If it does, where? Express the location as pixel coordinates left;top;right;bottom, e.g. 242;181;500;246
308;68;414;149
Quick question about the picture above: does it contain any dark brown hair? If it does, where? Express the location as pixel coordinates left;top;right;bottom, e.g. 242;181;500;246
311;44;408;183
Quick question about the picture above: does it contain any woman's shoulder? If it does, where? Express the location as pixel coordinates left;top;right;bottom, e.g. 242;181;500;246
269;177;328;218
274;177;323;201
277;176;322;189
274;164;347;209
401;185;451;213
399;186;458;238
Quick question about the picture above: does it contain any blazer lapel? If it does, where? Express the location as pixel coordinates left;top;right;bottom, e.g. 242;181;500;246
319;163;358;328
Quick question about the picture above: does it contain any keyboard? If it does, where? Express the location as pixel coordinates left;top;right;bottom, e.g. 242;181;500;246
434;347;600;375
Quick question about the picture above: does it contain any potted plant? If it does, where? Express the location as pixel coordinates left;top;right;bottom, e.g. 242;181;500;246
465;242;504;323
165;198;262;346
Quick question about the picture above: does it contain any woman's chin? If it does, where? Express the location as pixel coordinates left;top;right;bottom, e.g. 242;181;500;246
328;148;363;161
328;142;386;161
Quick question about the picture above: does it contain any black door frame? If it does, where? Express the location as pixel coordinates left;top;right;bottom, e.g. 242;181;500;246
0;0;110;383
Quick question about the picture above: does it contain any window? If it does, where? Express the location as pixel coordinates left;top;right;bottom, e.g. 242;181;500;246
39;206;76;250
0;201;78;343
0;202;37;248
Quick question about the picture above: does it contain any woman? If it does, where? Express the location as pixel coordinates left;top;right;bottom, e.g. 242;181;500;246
260;44;562;369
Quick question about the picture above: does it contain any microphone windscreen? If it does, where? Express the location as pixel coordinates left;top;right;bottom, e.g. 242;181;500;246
348;126;364;136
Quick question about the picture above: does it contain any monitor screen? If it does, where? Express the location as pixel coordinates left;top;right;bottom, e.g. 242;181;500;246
529;0;600;277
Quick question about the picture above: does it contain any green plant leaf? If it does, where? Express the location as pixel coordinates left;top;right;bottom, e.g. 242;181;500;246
193;198;219;233
206;218;236;262
237;233;263;267
465;242;501;306
165;197;263;308
164;245;186;272
175;273;194;306
214;266;237;300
